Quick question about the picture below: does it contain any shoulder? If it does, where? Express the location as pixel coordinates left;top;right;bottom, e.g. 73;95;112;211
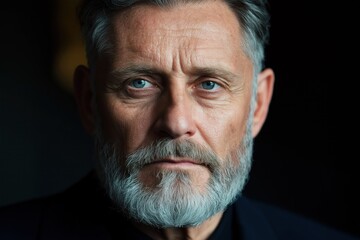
0;197;48;239
0;171;114;239
0;186;82;239
233;196;359;240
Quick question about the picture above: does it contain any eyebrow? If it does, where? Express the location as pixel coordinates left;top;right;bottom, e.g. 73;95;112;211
189;67;241;82
110;65;164;79
110;65;241;83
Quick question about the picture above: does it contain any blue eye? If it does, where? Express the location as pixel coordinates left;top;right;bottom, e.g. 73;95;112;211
201;81;219;90
129;79;152;88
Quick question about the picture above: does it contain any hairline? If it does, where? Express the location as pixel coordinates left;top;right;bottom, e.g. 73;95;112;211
83;0;266;74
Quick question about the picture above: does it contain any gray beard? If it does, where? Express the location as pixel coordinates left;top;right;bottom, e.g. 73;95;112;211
94;122;254;228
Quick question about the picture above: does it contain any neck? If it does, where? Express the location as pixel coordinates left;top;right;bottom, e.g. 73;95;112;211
133;212;223;240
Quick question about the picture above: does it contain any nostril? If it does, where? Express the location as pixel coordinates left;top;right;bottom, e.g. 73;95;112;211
154;104;196;139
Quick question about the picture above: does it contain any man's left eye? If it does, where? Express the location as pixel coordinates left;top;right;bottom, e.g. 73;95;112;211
129;79;153;89
200;81;220;90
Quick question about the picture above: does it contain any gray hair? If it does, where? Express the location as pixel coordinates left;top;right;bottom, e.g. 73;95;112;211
77;0;270;75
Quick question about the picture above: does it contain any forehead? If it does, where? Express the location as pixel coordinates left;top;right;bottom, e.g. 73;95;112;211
110;1;243;48
115;1;240;30
103;1;251;75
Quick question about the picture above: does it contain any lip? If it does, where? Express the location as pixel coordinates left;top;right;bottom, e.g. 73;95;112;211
145;158;204;168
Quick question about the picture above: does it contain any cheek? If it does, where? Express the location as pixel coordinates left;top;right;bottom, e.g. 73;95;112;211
224;114;248;152
220;93;252;157
97;97;152;154
201;106;249;160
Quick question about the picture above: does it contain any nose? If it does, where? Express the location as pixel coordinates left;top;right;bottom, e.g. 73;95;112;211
154;89;197;139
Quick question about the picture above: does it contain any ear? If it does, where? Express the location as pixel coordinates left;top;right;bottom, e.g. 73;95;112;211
73;65;95;135
252;68;275;137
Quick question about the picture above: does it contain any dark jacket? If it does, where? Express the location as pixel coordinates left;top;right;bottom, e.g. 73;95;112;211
0;171;358;240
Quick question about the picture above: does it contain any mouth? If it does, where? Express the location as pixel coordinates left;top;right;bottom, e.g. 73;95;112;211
144;158;205;169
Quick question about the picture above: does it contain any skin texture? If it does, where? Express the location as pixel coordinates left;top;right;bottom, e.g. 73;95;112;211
74;1;274;239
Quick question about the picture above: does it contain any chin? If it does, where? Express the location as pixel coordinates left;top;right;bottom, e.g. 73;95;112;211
138;164;212;193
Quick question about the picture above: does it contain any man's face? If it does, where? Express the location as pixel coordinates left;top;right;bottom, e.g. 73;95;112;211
90;1;257;226
95;1;253;184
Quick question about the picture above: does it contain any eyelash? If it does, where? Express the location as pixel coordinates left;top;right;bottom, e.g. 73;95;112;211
128;78;155;89
198;80;221;91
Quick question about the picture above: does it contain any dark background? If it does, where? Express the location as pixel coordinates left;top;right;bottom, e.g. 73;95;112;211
0;1;358;238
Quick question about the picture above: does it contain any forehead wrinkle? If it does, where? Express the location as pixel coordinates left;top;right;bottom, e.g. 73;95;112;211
109;1;250;81
112;1;242;44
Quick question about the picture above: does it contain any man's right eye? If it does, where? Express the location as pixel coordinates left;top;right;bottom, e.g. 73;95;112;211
129;79;154;89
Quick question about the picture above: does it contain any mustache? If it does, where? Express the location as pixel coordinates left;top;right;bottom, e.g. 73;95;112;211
125;139;221;173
